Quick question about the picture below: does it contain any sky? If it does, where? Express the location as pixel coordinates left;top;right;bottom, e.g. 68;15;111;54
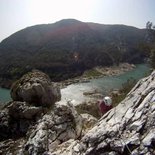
0;0;155;42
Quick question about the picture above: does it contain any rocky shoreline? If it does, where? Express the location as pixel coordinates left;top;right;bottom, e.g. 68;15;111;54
59;63;135;88
0;63;135;89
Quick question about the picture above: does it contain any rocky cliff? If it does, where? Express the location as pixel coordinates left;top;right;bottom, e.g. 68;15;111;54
51;70;155;155
0;70;155;155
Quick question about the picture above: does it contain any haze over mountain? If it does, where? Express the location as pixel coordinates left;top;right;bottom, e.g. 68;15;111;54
0;19;150;88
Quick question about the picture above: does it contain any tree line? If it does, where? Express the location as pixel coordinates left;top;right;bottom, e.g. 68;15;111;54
146;21;155;68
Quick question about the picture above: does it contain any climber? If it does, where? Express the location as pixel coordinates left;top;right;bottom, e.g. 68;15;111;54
98;96;113;115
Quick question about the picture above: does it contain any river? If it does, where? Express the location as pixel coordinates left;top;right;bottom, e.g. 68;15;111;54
0;64;150;104
60;64;150;104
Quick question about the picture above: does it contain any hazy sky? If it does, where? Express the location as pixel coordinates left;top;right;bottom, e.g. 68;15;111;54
0;0;155;42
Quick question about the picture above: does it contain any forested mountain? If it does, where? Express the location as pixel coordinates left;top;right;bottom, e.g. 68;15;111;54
0;19;150;87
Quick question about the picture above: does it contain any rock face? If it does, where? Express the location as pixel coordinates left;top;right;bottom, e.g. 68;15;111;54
0;70;61;141
0;102;83;154
0;108;10;140
0;71;84;155
50;70;155;155
0;102;44;141
1;69;155;155
23;103;83;155
11;70;61;107
8;101;43;119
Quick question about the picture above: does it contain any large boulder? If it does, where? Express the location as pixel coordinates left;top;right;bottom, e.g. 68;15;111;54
11;70;61;107
0;70;61;143
0;101;44;141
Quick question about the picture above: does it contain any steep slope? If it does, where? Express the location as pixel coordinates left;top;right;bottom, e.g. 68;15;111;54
0;19;148;87
51;70;155;155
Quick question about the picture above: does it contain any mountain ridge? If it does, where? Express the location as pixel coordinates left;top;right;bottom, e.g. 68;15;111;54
0;19;149;88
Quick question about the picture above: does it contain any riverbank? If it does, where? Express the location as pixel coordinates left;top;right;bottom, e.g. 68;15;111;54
59;64;150;107
59;63;135;88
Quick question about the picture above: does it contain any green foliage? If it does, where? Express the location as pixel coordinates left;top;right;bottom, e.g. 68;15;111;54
75;102;101;119
145;21;155;68
83;69;102;78
120;78;136;93
112;78;136;106
146;21;153;30
150;48;155;68
137;43;151;57
0;19;151;87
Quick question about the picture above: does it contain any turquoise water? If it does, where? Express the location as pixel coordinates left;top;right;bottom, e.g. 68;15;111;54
87;64;150;94
61;64;150;104
0;64;150;103
0;88;11;103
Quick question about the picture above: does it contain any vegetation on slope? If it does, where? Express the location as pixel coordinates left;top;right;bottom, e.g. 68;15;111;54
0;19;152;88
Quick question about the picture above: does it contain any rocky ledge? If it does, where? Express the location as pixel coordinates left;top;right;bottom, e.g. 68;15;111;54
0;69;155;155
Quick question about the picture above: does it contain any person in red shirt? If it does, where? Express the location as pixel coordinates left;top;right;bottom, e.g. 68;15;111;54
98;96;113;116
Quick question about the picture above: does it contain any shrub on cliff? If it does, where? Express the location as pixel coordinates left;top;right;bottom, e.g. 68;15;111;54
112;78;136;106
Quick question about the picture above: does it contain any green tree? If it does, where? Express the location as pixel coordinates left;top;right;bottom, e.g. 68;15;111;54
146;21;155;68
146;21;153;29
150;48;155;68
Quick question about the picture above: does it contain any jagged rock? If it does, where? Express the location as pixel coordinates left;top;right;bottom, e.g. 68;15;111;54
0;138;26;155
0;109;10;140
81;113;97;135
0;101;44;141
0;102;83;155
48;70;155;155
11;70;61;107
23;102;83;155
8;101;43;119
48;139;80;155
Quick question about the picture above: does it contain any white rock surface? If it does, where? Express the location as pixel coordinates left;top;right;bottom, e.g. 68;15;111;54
23;103;83;155
52;70;155;155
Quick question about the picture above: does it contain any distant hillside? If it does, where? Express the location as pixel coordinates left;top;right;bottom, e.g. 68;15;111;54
0;19;150;88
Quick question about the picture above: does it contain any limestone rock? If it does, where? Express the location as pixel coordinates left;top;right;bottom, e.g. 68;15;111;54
23;103;83;155
0;101;83;155
66;70;155;155
0;138;25;155
0;109;10;140
0;101;44;141
8;101;43;119
11;70;61;107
